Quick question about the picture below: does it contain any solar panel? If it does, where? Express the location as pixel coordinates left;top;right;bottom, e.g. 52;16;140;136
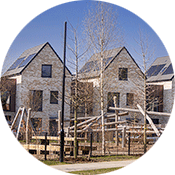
146;66;157;77
7;57;25;71
79;61;96;73
162;64;174;75
80;57;113;73
146;64;166;77
18;53;36;68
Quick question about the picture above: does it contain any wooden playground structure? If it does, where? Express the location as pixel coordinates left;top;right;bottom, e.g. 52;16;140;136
10;99;170;159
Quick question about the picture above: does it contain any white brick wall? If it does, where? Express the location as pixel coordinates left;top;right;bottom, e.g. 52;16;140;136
13;43;71;131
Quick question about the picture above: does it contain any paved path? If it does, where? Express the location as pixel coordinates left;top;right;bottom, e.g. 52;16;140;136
51;160;135;172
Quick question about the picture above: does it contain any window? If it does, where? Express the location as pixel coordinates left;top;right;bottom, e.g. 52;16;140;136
29;90;43;111
119;68;128;80
50;91;58;104
107;92;120;113
126;93;134;106
42;65;52;78
146;118;159;124
31;118;42;132
1;91;11;111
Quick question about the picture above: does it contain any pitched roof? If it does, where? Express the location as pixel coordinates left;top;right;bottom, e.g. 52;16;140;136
146;56;174;82
2;42;72;77
79;47;142;79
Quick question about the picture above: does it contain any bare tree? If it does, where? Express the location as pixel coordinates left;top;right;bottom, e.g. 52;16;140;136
83;1;123;155
134;28;162;153
66;21;91;158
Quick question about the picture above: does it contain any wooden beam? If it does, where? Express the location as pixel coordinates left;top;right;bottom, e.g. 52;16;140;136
109;106;170;117
69;115;101;130
16;107;25;139
137;104;161;137
11;107;22;130
122;126;126;148
70;116;92;121
146;110;170;117
126;130;160;134
32;136;84;141
82;115;102;131
109;107;140;113
26;108;31;145
70;127;123;133
104;120;127;126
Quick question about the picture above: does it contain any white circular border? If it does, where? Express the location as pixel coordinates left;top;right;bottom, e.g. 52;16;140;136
0;1;175;175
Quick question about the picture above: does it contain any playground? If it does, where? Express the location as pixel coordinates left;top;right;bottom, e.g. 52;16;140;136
10;99;170;162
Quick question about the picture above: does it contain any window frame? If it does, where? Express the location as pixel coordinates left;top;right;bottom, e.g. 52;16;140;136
119;68;128;81
126;93;134;106
50;91;58;104
29;90;43;112
41;64;52;78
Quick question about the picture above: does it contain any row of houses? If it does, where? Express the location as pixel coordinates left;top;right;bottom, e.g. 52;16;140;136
1;42;174;134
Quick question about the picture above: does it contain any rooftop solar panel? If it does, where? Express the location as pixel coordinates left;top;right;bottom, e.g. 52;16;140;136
7;57;25;71
146;65;157;77
80;57;113;73
152;64;166;76
18;53;36;68
162;64;174;75
146;64;166;77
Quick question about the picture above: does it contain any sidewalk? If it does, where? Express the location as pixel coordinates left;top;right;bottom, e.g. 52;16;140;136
51;160;135;172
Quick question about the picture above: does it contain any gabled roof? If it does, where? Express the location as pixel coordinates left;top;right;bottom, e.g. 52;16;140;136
146;56;174;82
79;47;142;79
2;42;72;77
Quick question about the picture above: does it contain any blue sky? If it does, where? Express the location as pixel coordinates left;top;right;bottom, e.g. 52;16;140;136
2;0;168;74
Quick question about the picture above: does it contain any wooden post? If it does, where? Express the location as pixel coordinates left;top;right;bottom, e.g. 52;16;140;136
26;108;31;145
58;110;61;135
85;132;87;143
11;107;22;130
16;107;25;139
122;126;126;148
128;132;131;155
90;131;93;157
45;132;48;160
113;96;119;146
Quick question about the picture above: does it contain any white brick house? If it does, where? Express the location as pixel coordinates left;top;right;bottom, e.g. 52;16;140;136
146;56;174;124
2;42;72;134
79;47;145;123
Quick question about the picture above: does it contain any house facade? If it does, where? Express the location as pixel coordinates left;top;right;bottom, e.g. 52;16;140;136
146;56;174;125
79;47;145;123
1;42;72;134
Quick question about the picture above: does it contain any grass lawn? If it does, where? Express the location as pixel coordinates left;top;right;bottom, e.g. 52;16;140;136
41;160;68;165
41;155;140;166
90;155;140;162
69;167;123;175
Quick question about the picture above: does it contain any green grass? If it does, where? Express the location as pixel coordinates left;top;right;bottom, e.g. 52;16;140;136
90;155;140;162
41;155;140;166
69;167;123;175
41;160;68;165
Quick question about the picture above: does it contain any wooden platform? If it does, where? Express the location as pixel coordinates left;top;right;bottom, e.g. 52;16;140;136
22;144;73;153
32;136;84;141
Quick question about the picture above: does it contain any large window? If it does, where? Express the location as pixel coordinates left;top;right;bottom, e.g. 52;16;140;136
107;92;120;113
126;93;134;106
29;90;43;111
42;65;52;78
31;118;42;132
50;91;58;104
119;68;128;80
